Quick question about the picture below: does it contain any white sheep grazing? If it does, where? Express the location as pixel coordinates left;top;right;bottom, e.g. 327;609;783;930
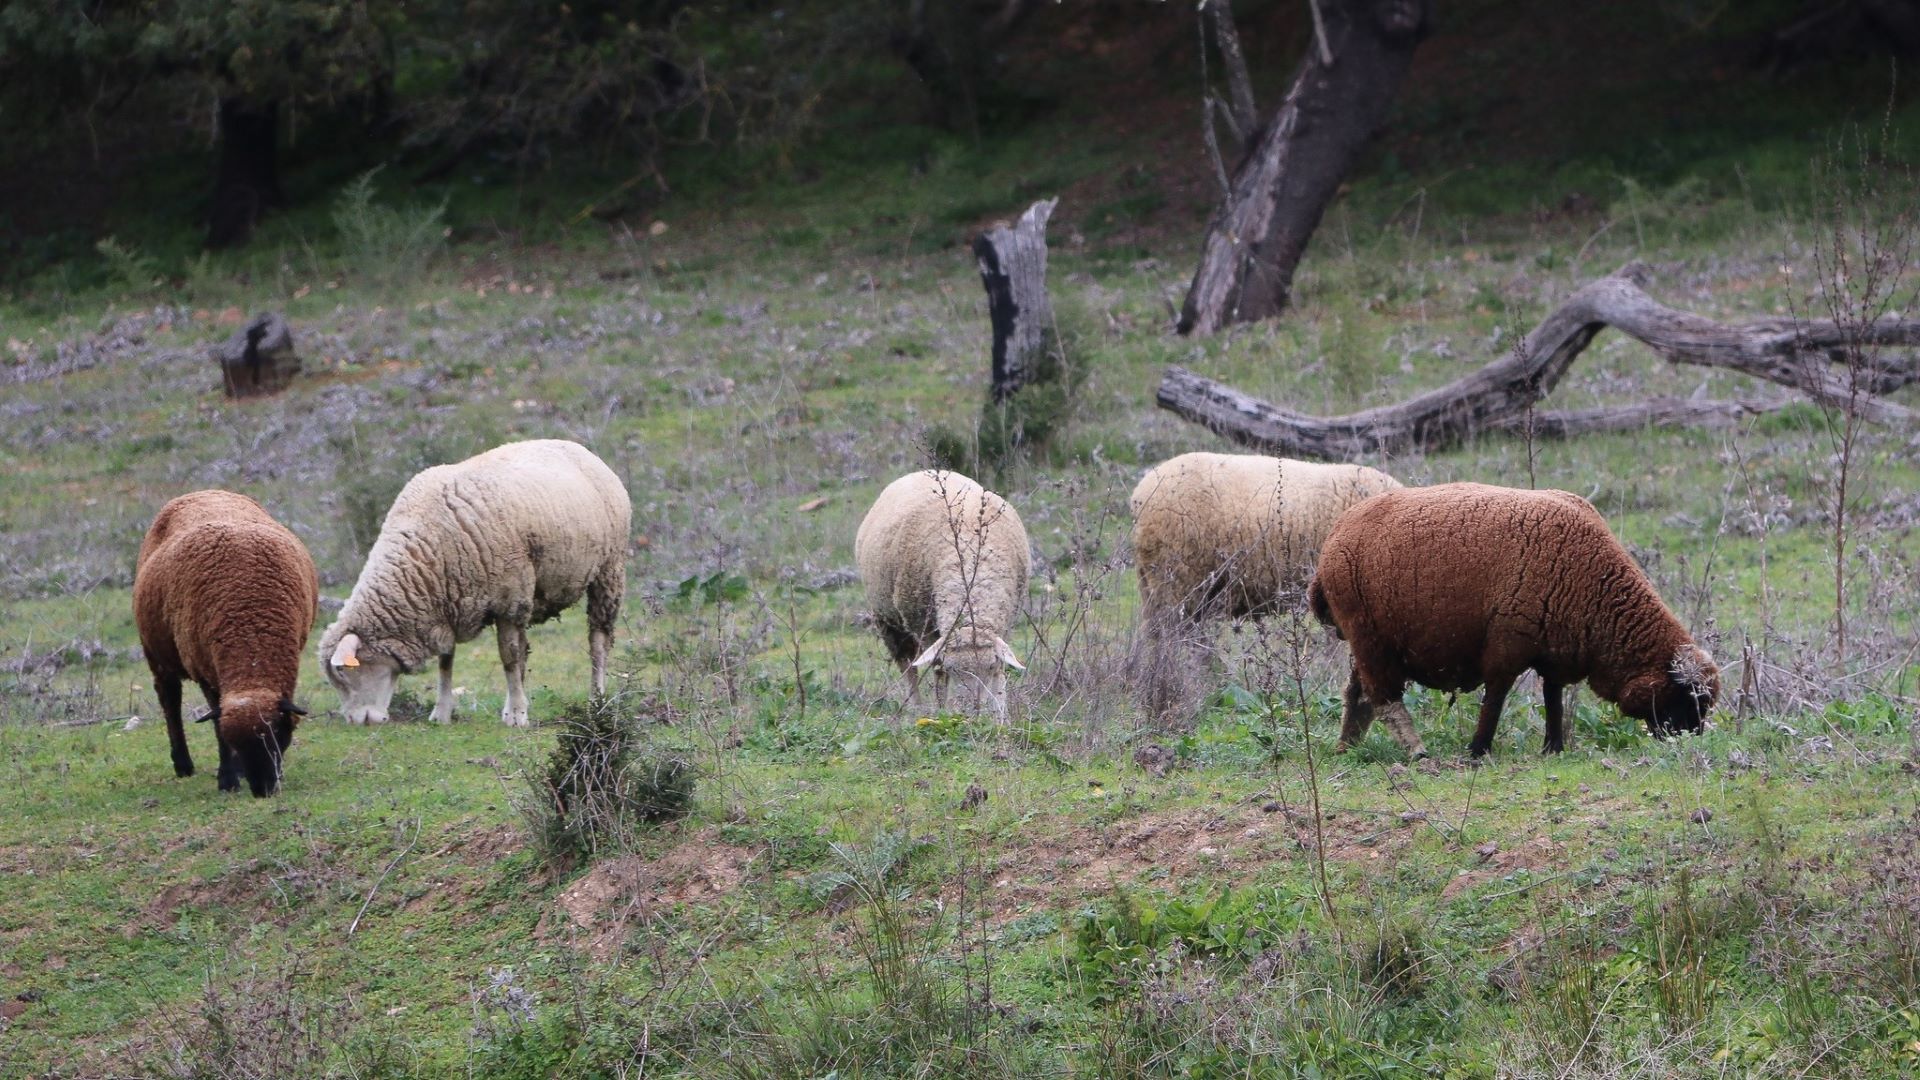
318;439;631;727
1130;452;1402;636
855;470;1031;721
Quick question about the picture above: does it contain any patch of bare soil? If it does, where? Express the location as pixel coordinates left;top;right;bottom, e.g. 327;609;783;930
136;869;270;933
990;802;1425;914
545;826;759;961
1441;834;1563;900
432;822;526;866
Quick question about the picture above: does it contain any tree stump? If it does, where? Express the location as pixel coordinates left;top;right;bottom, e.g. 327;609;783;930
972;198;1066;468
213;312;300;398
975;197;1059;402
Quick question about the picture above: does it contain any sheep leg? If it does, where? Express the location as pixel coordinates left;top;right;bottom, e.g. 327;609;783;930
1468;674;1517;759
1336;666;1376;750
1378;703;1428;760
497;623;531;728
157;674;192;778
202;686;242;793
587;567;620;700
432;652;456;725
1541;677;1566;754
215;726;240;793
589;629;611;700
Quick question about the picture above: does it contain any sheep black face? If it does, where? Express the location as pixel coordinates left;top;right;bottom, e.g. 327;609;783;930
216;698;304;797
1623;648;1718;739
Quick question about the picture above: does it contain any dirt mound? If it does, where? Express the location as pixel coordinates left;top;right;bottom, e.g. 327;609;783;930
547;827;758;961
991;801;1425;913
1441;834;1564;900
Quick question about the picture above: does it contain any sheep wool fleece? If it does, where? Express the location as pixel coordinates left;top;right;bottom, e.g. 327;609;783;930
1130;452;1402;622
134;489;319;794
319;438;630;693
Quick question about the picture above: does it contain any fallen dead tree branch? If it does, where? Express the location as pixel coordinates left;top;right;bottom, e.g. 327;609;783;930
1156;262;1919;458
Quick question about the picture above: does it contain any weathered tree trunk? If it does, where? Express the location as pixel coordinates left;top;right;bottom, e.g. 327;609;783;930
1157;263;1920;458
975;198;1059;402
1179;0;1433;335
206;97;287;250
214;312;300;398
970;198;1067;469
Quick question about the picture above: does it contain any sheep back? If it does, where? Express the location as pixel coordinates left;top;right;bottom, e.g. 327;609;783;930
319;439;631;670
1130;452;1401;622
855;470;1030;657
135;491;319;694
1311;482;1713;720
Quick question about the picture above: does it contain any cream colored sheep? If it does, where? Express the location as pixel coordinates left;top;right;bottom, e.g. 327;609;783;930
1130;452;1402;635
318;439;631;727
855;470;1030;721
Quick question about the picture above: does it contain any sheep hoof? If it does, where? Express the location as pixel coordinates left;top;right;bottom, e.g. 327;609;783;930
174;761;195;778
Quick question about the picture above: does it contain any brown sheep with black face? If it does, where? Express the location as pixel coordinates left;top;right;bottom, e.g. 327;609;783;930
1308;483;1718;759
134;490;318;796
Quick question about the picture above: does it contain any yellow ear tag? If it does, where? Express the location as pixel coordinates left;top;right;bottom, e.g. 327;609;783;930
341;656;360;668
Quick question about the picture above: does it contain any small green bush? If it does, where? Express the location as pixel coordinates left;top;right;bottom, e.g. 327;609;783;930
331;167;448;288
520;699;695;868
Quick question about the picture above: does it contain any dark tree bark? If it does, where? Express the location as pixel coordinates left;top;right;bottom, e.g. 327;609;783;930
974;198;1059;403
1766;0;1920;72
1157;263;1920;458
206;97;287;250
214;312;300;398
1179;0;1433;336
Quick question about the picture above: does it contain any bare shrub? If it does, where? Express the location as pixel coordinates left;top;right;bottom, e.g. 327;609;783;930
1790;114;1920;666
147;964;413;1080
514;697;695;870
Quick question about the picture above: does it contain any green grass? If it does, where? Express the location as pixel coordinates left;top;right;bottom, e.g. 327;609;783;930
4;51;1920;1077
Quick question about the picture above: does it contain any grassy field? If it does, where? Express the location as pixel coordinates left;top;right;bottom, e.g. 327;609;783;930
4;86;1920;1077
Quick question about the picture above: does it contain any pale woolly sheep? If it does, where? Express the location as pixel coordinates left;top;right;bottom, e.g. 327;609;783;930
1130;452;1403;637
855;470;1031;721
134;490;319;797
1309;483;1719;759
318;439;631;727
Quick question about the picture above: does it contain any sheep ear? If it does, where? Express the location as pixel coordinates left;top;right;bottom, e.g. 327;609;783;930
993;636;1026;672
279;698;307;717
331;633;362;669
195;707;218;724
910;634;947;670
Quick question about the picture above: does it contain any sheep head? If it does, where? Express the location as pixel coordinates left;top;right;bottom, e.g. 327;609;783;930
322;632;403;725
911;628;1025;722
217;695;305;797
1620;646;1719;738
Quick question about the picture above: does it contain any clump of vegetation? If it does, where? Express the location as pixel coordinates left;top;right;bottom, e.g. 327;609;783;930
94;236;160;297
382;686;438;725
1073;883;1306;998
1352;916;1431;1002
331;168;448;289
520;698;695;867
146;963;415;1080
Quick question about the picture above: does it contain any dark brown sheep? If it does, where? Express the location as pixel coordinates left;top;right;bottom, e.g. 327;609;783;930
134;490;319;796
1307;483;1719;759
